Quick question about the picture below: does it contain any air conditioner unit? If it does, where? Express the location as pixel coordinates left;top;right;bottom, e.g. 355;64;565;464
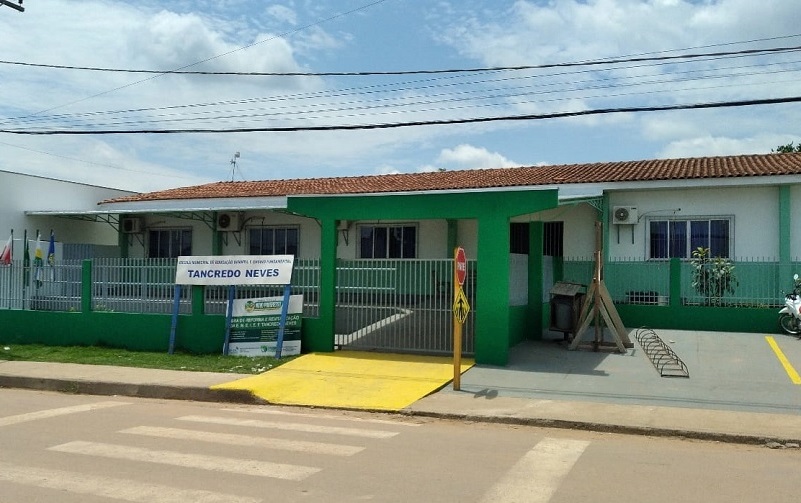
121;217;143;234
217;212;242;231
612;206;638;225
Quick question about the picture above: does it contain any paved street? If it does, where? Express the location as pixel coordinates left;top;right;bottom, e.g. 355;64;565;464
1;389;798;503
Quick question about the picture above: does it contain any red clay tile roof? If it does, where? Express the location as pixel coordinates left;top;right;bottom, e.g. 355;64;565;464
102;153;801;204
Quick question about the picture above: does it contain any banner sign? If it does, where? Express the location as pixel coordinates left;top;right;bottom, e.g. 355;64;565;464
175;255;294;286
228;294;303;356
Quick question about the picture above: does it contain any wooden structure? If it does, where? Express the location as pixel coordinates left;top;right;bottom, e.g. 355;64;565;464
569;221;633;352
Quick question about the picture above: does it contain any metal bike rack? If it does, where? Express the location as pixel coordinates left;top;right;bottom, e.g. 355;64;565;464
634;327;689;378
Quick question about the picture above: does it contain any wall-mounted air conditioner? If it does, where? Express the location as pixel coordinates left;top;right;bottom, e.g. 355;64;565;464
612;206;638;225
121;217;143;233
217;212;242;231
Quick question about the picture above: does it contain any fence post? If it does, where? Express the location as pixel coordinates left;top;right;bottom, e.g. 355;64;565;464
669;257;681;308
81;259;92;313
191;284;204;316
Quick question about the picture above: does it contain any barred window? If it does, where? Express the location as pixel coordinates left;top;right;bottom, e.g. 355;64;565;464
148;229;192;258
649;218;730;259
249;227;299;256
359;225;417;259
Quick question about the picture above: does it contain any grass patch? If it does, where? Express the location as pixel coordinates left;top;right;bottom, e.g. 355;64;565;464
0;344;294;374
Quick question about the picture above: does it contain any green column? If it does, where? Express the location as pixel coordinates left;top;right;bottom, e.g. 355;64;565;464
779;186;792;286
446;219;458;255
669;257;682;308
529;221;544;339
474;214;511;365
212;212;222;256
306;219;337;352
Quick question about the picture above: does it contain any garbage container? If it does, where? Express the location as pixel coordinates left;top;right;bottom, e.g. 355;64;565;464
549;282;586;338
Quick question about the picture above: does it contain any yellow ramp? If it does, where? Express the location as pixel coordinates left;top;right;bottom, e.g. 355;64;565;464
212;351;474;411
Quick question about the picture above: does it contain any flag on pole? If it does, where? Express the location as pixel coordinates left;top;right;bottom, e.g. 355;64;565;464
23;230;30;287
0;231;11;266
47;230;56;281
33;230;43;288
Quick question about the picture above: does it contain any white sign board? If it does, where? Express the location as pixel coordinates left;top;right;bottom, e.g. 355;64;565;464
175;255;295;286
228;295;304;357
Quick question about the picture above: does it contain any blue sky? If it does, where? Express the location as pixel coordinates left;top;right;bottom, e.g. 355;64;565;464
1;0;800;192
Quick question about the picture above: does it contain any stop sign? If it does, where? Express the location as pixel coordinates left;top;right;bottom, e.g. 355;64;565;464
455;247;467;286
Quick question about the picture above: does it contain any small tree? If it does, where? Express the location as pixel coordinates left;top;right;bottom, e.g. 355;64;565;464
772;142;801;153
690;247;738;306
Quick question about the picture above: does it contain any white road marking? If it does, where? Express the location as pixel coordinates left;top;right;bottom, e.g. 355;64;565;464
221;407;421;426
121;425;364;456
479;437;590;503
0;401;129;427
48;441;320;481
0;460;261;503
177;414;399;438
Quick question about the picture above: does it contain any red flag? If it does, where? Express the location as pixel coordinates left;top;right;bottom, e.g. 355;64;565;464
0;232;11;266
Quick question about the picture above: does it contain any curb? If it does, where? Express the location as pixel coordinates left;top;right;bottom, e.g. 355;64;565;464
400;410;789;447
0;376;265;405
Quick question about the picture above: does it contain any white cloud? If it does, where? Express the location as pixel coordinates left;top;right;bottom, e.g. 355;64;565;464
435;144;519;169
657;134;795;159
266;4;297;26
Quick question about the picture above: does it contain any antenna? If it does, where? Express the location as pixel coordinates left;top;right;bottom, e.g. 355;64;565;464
229;152;240;181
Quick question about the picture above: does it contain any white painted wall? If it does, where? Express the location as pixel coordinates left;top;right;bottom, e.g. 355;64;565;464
0;170;134;256
607;186;780;260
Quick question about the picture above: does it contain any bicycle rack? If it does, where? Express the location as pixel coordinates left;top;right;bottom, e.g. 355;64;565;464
634;327;689;378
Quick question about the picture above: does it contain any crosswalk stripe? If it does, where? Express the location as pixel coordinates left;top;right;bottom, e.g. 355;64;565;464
48;441;320;481
221;407;421;427
479;437;590;503
0;401;129;427
0;460;261;503
177;415;399;438
121;426;365;456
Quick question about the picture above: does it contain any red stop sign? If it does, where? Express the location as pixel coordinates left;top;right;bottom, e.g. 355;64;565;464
455;247;467;286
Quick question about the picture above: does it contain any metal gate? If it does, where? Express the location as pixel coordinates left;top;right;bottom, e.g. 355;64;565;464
334;258;475;355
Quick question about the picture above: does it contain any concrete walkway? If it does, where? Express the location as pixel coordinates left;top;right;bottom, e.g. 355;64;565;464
1;329;800;446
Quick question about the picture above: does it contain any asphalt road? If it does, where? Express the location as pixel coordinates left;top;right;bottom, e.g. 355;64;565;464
1;389;798;503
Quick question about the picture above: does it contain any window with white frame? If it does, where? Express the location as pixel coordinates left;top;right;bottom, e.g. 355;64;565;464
359;224;417;259
148;229;192;258
648;218;731;259
249;226;299;256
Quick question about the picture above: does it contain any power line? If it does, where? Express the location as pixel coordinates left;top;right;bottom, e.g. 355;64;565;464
1;45;799;76
3;96;799;135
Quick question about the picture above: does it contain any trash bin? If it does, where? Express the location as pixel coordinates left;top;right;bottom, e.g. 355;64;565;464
549;282;586;338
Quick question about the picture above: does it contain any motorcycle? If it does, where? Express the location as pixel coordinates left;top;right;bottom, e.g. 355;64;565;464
779;274;801;335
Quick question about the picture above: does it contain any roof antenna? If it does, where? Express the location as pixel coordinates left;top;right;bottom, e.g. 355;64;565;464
229;152;240;181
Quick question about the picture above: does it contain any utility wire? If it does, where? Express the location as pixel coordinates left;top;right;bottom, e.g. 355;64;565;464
3;96;799;135
4;50;798;128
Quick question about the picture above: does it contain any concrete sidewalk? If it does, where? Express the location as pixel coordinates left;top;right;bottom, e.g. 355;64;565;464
2;334;801;447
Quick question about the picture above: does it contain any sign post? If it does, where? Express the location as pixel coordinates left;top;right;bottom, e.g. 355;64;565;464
171;255;297;357
452;247;470;390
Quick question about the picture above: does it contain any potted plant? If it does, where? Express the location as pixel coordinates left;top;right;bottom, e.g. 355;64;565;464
690;247;738;306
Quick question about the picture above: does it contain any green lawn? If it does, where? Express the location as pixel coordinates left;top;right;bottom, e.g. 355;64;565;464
0;344;294;374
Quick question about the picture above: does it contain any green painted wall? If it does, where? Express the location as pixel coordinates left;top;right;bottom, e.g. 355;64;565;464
288;189;560;365
0;310;225;354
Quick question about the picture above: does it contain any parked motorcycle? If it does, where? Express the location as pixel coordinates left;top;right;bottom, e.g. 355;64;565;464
779;274;801;335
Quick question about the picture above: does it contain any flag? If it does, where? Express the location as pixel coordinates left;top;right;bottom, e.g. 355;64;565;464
47;230;56;281
33;231;43;288
23;230;30;287
0;231;11;266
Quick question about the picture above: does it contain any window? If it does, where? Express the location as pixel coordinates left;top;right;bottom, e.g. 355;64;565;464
510;223;529;254
359;225;416;258
543;221;564;257
148;229;192;258
649;218;730;259
249;227;299;256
